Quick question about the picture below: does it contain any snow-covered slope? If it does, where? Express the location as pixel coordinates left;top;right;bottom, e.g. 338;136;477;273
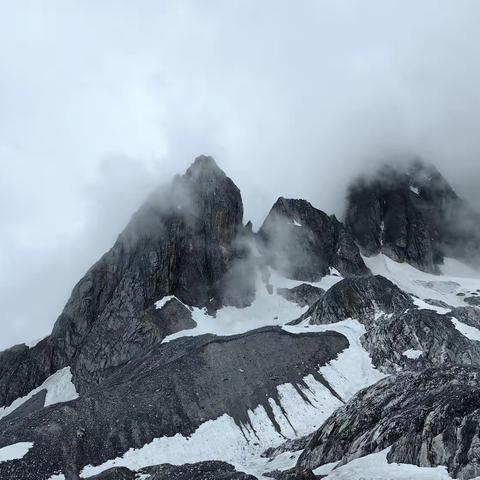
363;254;480;308
75;266;387;479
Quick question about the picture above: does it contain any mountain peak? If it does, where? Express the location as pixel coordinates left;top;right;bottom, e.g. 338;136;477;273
185;155;225;179
345;159;479;272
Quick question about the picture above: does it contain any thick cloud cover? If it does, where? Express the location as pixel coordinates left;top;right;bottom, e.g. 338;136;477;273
2;0;480;349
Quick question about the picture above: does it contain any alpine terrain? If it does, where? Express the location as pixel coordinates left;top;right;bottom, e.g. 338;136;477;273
3;155;480;480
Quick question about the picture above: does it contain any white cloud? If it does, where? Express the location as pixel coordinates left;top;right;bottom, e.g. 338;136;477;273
1;0;480;348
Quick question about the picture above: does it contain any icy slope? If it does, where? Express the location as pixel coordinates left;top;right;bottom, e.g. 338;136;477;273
364;254;480;308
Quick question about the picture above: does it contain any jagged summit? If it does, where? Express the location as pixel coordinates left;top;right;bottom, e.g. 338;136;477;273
185;154;224;178
258;196;369;281
0;155;249;407
345;159;480;273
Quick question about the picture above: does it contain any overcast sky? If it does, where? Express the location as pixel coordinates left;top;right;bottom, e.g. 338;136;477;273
2;0;480;349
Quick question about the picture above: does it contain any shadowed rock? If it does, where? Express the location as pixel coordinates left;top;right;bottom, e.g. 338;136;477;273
258;198;368;281
363;308;480;372
264;467;316;479
424;298;453;309
139;461;257;479
277;284;325;307
87;467;136;480
0;338;57;410
345;160;480;273
299;275;413;325
262;434;312;459
448;306;480;329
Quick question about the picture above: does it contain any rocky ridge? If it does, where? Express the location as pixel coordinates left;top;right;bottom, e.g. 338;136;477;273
1;157;480;479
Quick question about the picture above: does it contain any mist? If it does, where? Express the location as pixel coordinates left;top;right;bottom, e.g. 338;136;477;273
2;0;480;349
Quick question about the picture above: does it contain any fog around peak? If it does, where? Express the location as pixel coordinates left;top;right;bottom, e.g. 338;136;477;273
2;0;480;348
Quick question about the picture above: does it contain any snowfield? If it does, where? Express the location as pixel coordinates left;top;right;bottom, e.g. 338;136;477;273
162;267;342;343
314;448;452;479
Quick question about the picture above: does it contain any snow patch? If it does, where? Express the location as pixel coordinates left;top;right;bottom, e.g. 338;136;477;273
402;349;423;359
320;447;452;479
363;254;480;308
163;268;342;343
0;367;78;421
0;442;33;462
154;295;184;310
450;318;480;342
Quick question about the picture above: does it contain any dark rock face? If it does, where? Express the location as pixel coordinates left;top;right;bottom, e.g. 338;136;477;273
264;467;317;480
143;297;197;339
53;155;249;390
424;298;453;309
465;297;480;307
298;365;480;479
301;275;413;325
87;467;136;480
277;284;325;307
345;161;480;272
0;327;348;480
258;198;369;281
0;338;57;410
0;390;47;426
140;461;257;480
448;306;480;329
0;156;255;403
363;309;480;372
262;435;312;459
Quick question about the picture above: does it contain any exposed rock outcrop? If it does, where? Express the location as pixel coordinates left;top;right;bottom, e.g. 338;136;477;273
345;160;480;272
85;462;257;480
277;284;325;307
3;156;480;480
0;338;57;411
298;365;480;479
448;306;480;329
139;461;257;480
264;467;317;480
87;467;136;480
300;275;413;325
258;198;369;281
363;308;480;372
